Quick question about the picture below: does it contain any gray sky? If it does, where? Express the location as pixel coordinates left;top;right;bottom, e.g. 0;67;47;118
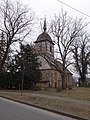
22;0;90;19
20;0;90;40
11;0;90;44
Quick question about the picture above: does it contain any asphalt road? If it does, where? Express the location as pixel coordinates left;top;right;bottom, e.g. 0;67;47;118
0;97;77;120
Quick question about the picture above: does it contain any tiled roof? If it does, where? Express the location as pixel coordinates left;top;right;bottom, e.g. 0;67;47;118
34;31;54;45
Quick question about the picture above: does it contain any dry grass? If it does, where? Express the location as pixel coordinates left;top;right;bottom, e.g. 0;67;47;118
24;87;90;101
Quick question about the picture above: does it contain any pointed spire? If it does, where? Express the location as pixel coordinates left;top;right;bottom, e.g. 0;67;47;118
43;17;47;32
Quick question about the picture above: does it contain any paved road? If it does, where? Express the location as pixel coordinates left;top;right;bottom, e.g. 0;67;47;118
0;97;77;120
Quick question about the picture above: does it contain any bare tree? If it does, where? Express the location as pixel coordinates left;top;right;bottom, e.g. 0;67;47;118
72;32;90;86
0;0;34;71
0;32;6;62
49;10;88;89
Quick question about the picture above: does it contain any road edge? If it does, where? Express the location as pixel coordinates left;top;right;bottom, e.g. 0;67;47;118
0;96;88;120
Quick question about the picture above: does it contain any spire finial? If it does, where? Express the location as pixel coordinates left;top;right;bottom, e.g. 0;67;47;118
43;17;47;32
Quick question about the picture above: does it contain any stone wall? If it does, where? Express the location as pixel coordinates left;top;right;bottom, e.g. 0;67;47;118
40;69;62;88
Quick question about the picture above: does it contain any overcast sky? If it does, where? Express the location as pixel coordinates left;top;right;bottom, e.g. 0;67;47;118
20;0;90;40
22;0;90;18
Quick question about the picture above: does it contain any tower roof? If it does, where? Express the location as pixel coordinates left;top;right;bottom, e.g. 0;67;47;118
34;18;54;45
34;32;54;45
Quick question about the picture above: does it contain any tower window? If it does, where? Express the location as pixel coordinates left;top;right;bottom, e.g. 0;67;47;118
39;61;42;67
50;45;52;52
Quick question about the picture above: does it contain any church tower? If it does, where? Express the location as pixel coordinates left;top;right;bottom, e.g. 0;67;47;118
34;19;74;88
34;18;54;59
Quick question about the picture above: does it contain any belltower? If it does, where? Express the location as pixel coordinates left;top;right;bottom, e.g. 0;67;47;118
34;18;54;59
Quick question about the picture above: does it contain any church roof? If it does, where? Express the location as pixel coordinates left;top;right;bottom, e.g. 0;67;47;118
34;31;54;45
54;60;73;74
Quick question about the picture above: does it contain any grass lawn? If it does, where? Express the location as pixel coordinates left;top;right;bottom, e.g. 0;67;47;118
0;87;90;119
24;87;90;101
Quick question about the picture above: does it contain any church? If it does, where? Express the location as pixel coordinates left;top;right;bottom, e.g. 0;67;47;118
34;19;74;89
